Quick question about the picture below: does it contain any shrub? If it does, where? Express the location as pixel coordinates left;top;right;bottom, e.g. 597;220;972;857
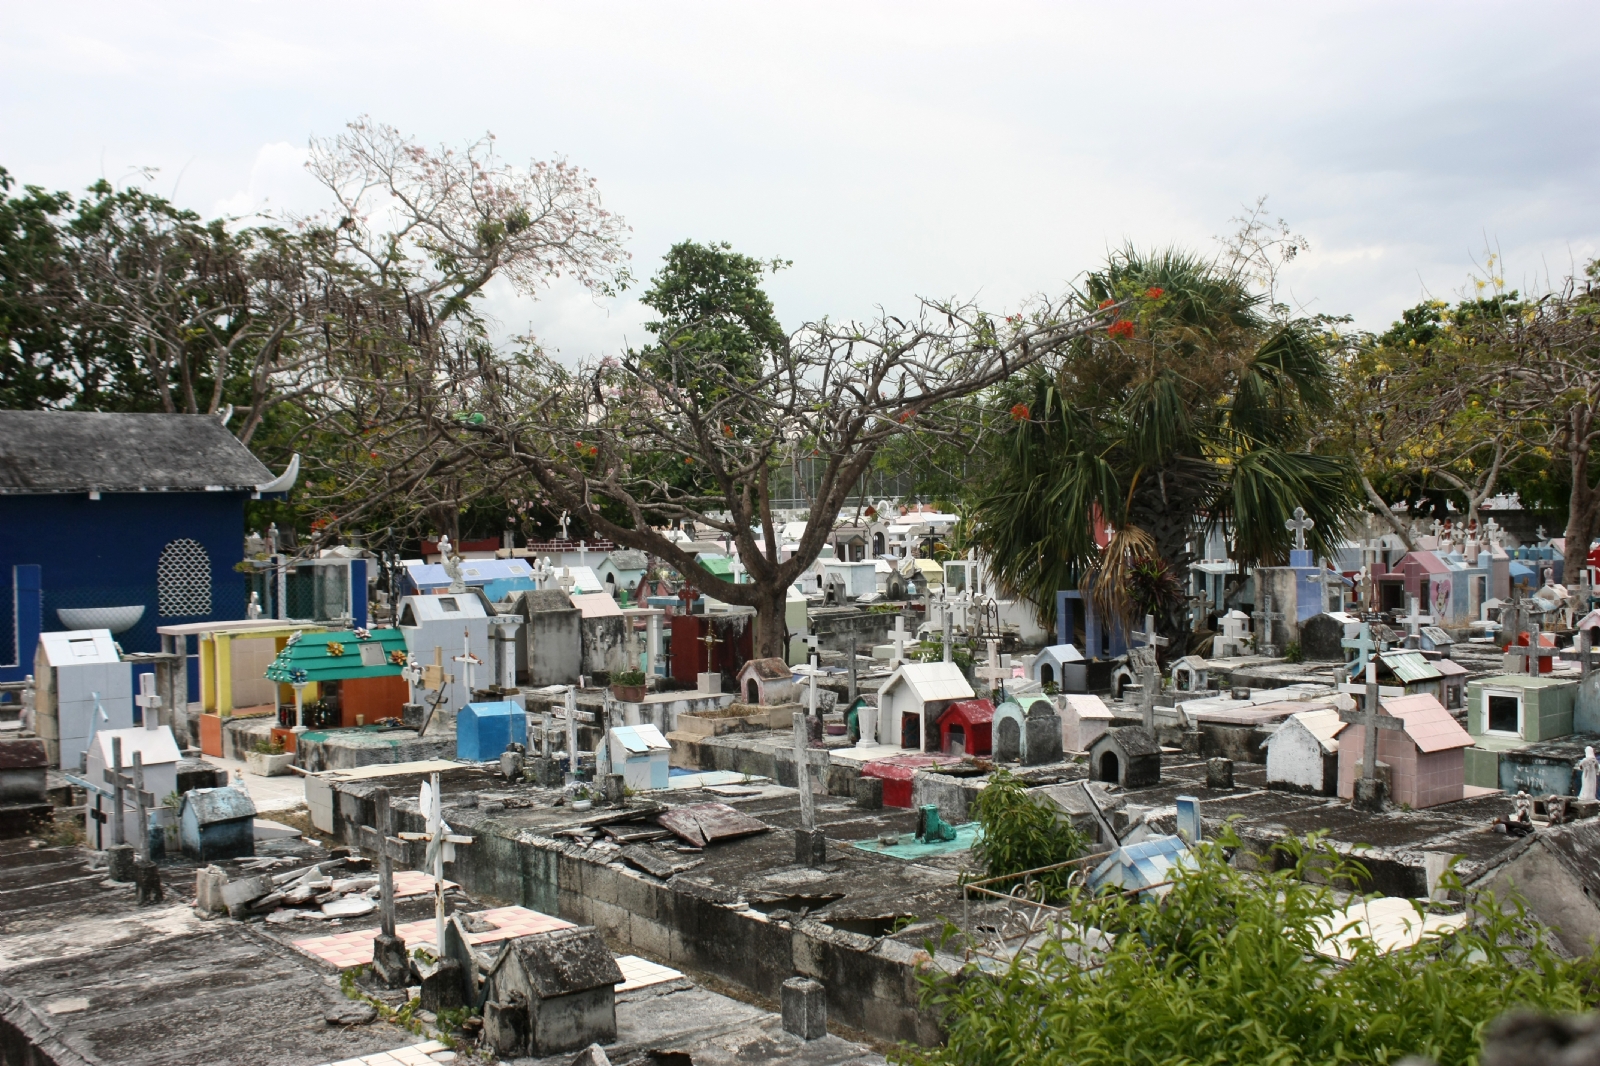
903;830;1600;1066
1284;639;1305;663
251;737;286;756
968;768;1087;899
611;669;646;687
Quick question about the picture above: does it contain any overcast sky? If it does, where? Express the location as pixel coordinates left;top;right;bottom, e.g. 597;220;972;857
4;2;1597;361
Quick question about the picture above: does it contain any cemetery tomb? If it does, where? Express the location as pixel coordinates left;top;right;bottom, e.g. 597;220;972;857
736;657;800;705
860;754;959;808
571;591;631;675
1376;650;1446;702
458;701;529;762
1089;727;1163;789
33;628;132;770
179;785;257;861
1336;693;1472;809
1463;674;1581;790
1169;655;1210;693
1299;612;1358;662
607;723;671;791
83;725;181;846
1212;610;1252;657
935;698;994;757
481;926;623;1056
1061;693;1114;752
1087;834;1193;898
1436;658;1468;710
264;628;409;729
510;589;583;687
1028;643;1086;692
396;592;492;718
1262;708;1342;795
873;661;974;750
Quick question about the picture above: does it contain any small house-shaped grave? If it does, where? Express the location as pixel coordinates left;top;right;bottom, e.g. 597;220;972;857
510;589;582;687
1337;693;1473;809
1463;674;1581;791
1086;835;1192;898
1436;658;1468;711
264;628;409;729
179;785;257;861
1089;726;1162;788
873;661;974;750
1212;610;1252;657
936;698;994;757
1299;612;1358;662
458;700;528;762
992;696;1064;765
482;926;623;1057
1169;655;1210;693
1375;650;1446;703
608;723;670;791
1262;707;1342;795
397;592;492;717
1028;644;1086;692
83;723;180;848
1420;626;1456;655
595;550;649;603
737;657;799;705
1061;693;1114;753
34;629;132;770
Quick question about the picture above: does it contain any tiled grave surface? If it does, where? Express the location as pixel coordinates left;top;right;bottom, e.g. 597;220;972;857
614;954;683;992
292;906;573;968
315;1039;451;1066
390;870;456;898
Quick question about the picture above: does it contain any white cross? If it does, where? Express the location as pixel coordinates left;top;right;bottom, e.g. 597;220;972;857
557;511;571;540
135;672;162;729
974;638;1009;698
1402;595;1434;647
452;629;483;694
891;615;909;665
1285;506;1315;551
398;773;473;954
1131;614;1169;652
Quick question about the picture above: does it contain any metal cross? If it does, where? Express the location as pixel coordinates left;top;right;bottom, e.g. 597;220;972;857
1338;661;1406;784
699;624;723;674
1285;506;1315;551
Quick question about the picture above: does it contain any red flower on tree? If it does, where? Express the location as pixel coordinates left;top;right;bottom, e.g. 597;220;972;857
1098;298;1115;310
898;410;914;423
1146;287;1164;299
1108;320;1136;339
1009;403;1030;421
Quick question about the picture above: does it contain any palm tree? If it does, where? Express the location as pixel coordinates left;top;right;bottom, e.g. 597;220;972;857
961;247;1360;644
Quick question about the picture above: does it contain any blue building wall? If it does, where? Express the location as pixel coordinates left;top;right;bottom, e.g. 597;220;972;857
0;491;249;662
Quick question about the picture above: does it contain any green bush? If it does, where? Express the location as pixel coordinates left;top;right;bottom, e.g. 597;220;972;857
903;830;1600;1066
611;669;646;687
250;737;286;756
1284;639;1305;663
968;769;1087;899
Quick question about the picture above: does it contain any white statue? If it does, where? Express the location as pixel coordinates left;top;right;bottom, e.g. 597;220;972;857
246;591;263;620
1581;747;1599;803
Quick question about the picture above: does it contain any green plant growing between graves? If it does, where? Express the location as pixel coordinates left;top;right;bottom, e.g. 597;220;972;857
903;829;1600;1066
1283;639;1305;663
611;669;646;687
967;769;1087;900
250;737;287;756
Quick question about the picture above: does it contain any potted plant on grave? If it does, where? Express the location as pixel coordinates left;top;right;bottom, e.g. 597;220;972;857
245;736;295;777
609;669;647;703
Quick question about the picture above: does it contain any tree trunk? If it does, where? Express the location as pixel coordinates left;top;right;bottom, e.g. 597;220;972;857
1566;447;1598;590
751;582;791;661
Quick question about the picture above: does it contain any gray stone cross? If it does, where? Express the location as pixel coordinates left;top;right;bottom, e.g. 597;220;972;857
1338;662;1405;789
1285;507;1315;552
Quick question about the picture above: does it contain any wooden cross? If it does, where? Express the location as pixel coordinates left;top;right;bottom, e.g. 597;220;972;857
1338;662;1406;785
398;773;473;952
103;737;155;856
1341;622;1378;680
358;787;410;940
88;794;110;851
1401;595;1433;649
1285;506;1315;551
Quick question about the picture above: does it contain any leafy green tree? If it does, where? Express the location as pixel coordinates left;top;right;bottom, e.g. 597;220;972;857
905;830;1600;1066
968;769;1087;899
0;168;76;409
961;246;1360;640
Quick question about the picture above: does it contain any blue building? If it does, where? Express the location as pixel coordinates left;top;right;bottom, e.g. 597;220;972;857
0;412;295;681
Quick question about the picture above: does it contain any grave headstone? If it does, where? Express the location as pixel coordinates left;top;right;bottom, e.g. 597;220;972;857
781;977;828;1040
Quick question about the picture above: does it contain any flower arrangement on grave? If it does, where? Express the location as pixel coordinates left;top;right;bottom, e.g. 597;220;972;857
389;649;408;666
327;641;346;657
353;627;371;641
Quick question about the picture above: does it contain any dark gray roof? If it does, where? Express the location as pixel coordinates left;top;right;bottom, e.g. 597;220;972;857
603;550;649;572
515;589;577;614
503;927;622;997
184;786;258;825
0;411;274;494
1093;726;1164;758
